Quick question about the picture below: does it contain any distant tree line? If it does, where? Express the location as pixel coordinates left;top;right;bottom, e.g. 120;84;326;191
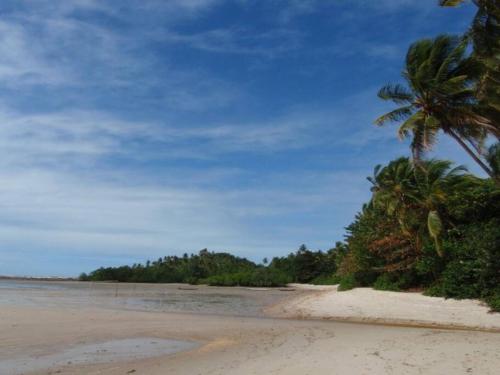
79;245;345;287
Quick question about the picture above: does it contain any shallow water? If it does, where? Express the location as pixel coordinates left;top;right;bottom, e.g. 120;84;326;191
0;279;297;317
0;337;199;375
0;280;302;375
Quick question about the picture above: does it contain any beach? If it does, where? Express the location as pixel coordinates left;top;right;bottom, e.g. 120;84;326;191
1;281;500;375
269;284;500;331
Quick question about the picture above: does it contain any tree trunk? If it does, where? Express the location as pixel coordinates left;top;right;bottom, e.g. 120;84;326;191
446;129;494;177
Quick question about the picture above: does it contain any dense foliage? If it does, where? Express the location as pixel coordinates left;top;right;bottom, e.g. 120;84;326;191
269;244;342;283
80;246;340;287
80;249;256;284
334;159;500;310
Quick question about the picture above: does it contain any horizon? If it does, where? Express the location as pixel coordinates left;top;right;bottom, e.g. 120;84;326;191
0;0;479;277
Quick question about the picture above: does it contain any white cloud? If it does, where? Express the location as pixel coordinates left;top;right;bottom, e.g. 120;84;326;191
0;21;72;85
158;28;303;56
0;104;330;171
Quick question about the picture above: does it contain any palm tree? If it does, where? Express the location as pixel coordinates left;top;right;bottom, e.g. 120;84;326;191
368;158;469;257
375;35;497;177
411;159;470;256
368;158;416;233
439;0;500;136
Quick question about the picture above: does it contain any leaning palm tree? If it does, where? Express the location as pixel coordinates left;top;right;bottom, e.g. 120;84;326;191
375;35;497;177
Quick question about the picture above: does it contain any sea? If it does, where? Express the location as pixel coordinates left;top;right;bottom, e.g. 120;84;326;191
0;279;296;317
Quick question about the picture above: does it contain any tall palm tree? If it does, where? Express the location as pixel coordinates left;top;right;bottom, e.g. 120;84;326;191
375;35;497;177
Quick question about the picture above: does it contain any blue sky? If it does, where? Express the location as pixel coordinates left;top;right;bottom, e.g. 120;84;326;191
0;0;477;277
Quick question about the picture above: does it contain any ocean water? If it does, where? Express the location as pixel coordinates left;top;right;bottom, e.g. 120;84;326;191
0;279;297;317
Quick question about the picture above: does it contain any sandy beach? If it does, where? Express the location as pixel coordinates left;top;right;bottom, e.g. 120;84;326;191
269;285;500;331
1;282;500;375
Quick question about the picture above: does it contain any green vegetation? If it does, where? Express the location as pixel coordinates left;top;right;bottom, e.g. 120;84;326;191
373;274;401;292
81;2;499;311
79;249;256;284
79;246;338;287
337;274;357;292
334;159;499;310
201;268;291;287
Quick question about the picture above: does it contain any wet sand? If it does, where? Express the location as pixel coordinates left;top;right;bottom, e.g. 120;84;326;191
2;295;500;374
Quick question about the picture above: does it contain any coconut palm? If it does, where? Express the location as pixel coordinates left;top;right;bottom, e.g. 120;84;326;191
368;158;416;229
411;159;470;256
368;158;469;257
375;35;497;177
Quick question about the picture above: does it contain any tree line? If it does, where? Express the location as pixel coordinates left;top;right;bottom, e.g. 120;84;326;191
79;245;343;287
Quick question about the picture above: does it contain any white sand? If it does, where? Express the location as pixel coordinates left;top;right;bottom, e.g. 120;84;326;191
269;285;500;331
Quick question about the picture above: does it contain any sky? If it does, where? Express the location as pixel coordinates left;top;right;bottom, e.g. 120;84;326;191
0;0;478;277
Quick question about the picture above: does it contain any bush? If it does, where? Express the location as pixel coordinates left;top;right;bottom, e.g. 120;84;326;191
440;260;482;299
485;290;500;312
201;268;291;287
415;242;446;286
184;276;199;285
373;274;401;291
423;282;444;297
310;274;341;285
338;274;357;291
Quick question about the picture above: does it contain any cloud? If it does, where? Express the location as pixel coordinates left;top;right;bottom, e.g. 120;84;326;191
0;103;338;171
158;28;303;57
277;0;319;23
0;0;230;87
0;169;241;255
0;20;72;85
0;165;370;255
276;0;433;23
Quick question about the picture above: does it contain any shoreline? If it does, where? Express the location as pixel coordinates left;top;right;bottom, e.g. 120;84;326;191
267;285;500;332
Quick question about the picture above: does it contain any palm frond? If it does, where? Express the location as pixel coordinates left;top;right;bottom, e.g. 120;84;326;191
377;84;414;104
397;111;425;140
374;105;414;126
